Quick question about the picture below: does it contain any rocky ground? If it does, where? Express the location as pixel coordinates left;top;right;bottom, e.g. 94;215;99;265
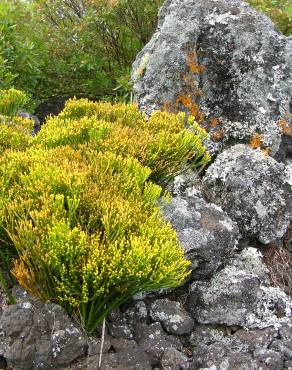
1;0;292;369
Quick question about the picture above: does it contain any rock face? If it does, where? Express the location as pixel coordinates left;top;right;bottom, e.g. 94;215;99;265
132;0;292;156
188;248;292;329
164;189;239;279
202;144;292;244
1;276;292;370
0;292;87;369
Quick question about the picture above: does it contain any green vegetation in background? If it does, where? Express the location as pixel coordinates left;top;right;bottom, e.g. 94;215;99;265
0;0;290;107
0;90;210;332
247;0;292;34
0;1;46;101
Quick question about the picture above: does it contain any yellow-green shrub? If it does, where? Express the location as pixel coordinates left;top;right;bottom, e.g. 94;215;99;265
0;98;211;332
0;88;29;116
34;98;211;182
0;146;190;332
0;115;33;154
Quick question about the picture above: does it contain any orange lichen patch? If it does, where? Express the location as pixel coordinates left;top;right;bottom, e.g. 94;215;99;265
249;133;263;149
176;94;192;109
210;117;220;128
160;48;206;125
261;147;271;156
186;51;206;74
194;90;204;97
175;93;205;124
162;101;172;112
279;113;292;136
211;128;224;141
190;103;205;123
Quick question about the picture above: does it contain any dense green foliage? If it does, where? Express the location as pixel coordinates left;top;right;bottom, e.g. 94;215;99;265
0;1;46;97
247;0;291;35
0;92;210;332
0;0;163;104
0;0;290;107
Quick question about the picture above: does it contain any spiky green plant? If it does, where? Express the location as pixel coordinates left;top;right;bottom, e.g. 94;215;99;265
0;88;29;116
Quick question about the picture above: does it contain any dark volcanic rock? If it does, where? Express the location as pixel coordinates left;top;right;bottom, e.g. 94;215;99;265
135;322;182;361
161;347;190;369
132;0;292;156
150;298;194;335
0;298;87;369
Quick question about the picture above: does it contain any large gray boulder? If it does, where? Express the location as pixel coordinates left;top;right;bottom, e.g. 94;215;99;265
132;0;292;156
164;189;239;279
202;144;292;244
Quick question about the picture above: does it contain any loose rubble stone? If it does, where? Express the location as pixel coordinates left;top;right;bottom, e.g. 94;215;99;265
164;189;239;279
150;299;194;335
110;338;138;352
188;248;292;328
87;335;112;356
132;0;292;156
79;348;152;370
202;144;292;244
135;322;182;360
0;298;87;369
108;317;134;340
188;323;290;370
101;348;152;370
161;347;190;370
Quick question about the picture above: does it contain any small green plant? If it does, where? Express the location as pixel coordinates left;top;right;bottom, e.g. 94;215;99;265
0;88;29;116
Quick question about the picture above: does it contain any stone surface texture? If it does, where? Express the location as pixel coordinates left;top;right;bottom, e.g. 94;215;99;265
150;298;194;335
0;294;87;369
202;144;292;244
164;189;239;279
188;248;292;329
132;0;292;156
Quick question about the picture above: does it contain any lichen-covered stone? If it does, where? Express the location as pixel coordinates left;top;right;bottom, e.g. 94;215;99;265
161;347;190;369
164;190;239;279
132;0;291;156
0;298;87;369
135;322;182;360
108;317;134;340
150;299;194;335
189;323;289;370
78;348;152;370
202;144;292;244
188;248;292;329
